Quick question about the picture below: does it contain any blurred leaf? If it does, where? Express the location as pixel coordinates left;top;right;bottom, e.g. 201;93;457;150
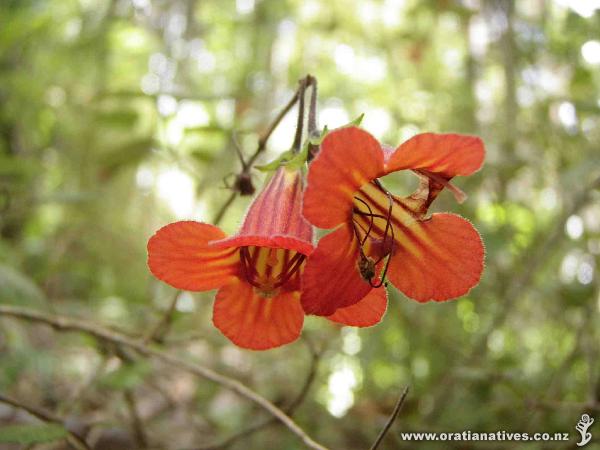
0;423;67;444
185;125;227;134
0;155;40;181
95;109;139;128
100;361;151;390
100;138;155;175
190;148;216;163
0;264;45;305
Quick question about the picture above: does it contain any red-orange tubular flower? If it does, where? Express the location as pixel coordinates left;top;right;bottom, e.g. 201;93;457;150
301;126;485;316
147;167;387;350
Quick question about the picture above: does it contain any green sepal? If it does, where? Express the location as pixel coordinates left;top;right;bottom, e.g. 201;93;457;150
309;125;329;146
347;113;365;127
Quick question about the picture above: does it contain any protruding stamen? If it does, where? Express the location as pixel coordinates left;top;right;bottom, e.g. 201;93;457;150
272;251;305;289
353;197;375;247
351;187;396;288
239;247;264;289
239;246;306;293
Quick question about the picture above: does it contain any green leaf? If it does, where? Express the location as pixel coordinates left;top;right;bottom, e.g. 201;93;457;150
0;423;68;444
0;155;41;181
191;148;217;163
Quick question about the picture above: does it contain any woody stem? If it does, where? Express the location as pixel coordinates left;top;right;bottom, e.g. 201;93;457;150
292;75;318;154
307;75;318;136
292;78;307;153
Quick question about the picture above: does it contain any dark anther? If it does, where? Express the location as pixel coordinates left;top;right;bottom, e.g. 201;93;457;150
358;255;376;281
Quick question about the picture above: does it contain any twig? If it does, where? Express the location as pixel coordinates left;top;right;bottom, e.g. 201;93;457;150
211;81;305;223
305;75;320;162
212;75;318;223
307;76;318;137
124;390;149;448
0;305;329;450
292;77;308;153
246;85;302;167
369;386;409;450
143;290;181;344
0;393;91;450
212;191;237;225
194;337;322;450
59;355;109;416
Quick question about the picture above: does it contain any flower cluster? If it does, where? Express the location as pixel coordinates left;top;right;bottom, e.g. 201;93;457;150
147;126;485;350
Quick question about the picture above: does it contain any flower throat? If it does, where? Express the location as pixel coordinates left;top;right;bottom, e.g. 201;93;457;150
239;246;305;296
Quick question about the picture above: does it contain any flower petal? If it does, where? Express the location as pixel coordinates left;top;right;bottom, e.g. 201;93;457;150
239;167;313;243
326;287;388;327
301;224;373;316
211;235;313;256
212;167;314;255
385;133;484;178
304;127;385;229
387;213;484;302
213;279;304;350
147;221;239;291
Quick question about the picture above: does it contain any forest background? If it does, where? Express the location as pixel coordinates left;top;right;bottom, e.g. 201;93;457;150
1;0;599;449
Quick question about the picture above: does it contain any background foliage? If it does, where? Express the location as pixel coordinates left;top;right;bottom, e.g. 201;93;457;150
1;0;599;449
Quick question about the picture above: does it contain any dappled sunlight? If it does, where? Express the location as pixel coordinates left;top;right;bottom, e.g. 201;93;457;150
326;357;362;418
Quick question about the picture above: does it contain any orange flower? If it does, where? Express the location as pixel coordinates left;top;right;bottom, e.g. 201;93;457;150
148;167;386;350
301;127;485;316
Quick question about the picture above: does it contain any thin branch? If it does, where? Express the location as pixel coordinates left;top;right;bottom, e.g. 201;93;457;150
212;191;237;225
211;84;303;223
369;386;409;450
195;337;322;450
247;88;300;167
306;75;320;162
307;75;318;136
143;290;181;344
292;77;308;153
124;390;149;448
0;305;329;450
0;393;91;450
59;355;109;416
